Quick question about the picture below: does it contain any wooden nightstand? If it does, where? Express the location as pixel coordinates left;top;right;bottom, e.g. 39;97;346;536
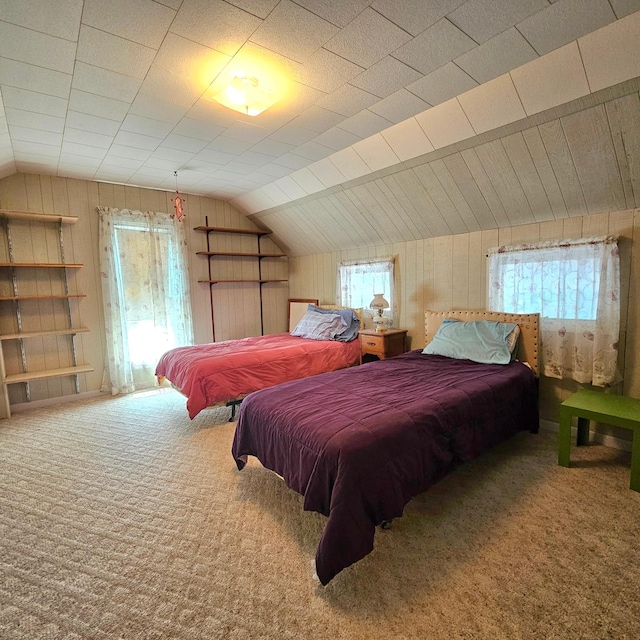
359;329;408;365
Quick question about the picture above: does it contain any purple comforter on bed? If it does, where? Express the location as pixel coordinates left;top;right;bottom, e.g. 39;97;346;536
232;350;538;585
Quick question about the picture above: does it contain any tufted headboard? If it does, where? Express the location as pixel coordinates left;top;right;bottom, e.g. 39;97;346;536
424;310;540;377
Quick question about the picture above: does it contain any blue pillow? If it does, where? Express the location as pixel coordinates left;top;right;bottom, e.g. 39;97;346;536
307;304;360;342
422;319;518;365
291;309;346;341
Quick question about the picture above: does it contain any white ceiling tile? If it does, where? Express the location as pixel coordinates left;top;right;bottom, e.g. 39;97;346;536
367;89;431;124
148;146;195;164
316;84;378;117
234;150;274;166
293;0;371;28
392;19;476;76
76;26;156;79
61;141;108;159
407;62;478;106
113;130;162;151
254;162;294;179
0;21;76;73
274;175;307;200
170;0;262;56
511;41;590;115
4;108;65;133
223;0;280;20
336;111;393;139
139;67;204;108
129;95;189;125
414;98;475;149
270;152;312;170
350;56;423;99
251;138;296;157
373;0;466;36
269;124;319;145
100;156;145;171
194;147;237;165
72;62;142;102
65;111;121;137
0;132;12;149
206;136;253;154
223;122;273;144
68;90;130;121
131;166;172;178
171;117;225;141
0;0;82;41
121;114;174;139
0;58;72;99
328;147;370;181
56;163;96;178
107;145;153;162
289;141;334;161
289;166;326;193
457;73;525;134
64;128;114;149
289;107;346;134
186;98;240;128
144;156;184;171
95;169;138;182
609;0;640;18
298;48;364;93
517;0;615;56
448;0;548;44
324;8;412;67
1;87;68;118
309;157;347;188
313;127;363;151
352;133;400;172
380;118;435;161
82;0;176;48
160;134;208;153
14;157;57;170
58;153;103;168
10;126;62;146
578;9;640;92
454;28;538;84
251;0;338;62
260;182;291;206
152;32;230;83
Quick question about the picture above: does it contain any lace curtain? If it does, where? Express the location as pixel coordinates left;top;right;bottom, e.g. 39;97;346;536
488;236;620;386
98;207;193;395
337;257;396;329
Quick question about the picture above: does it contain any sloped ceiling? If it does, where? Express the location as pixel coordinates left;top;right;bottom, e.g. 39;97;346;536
0;1;639;256
249;78;640;255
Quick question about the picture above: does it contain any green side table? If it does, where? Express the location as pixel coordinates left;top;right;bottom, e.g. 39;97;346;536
558;388;640;492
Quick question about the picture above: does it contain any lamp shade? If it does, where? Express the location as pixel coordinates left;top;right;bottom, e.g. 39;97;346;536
370;293;389;310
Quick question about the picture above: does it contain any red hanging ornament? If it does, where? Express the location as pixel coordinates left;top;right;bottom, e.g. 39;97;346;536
171;171;186;222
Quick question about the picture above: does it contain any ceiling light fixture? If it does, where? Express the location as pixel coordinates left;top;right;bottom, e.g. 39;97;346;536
211;74;278;117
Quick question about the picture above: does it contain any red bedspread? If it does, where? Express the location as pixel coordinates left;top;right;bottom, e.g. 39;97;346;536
155;333;360;418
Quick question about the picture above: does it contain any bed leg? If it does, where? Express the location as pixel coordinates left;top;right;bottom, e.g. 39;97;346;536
226;399;242;421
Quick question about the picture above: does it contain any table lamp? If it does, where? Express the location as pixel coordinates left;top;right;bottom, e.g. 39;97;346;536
370;293;389;332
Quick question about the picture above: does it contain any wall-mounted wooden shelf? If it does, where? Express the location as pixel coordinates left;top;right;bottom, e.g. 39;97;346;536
5;364;94;384
0;294;87;301
0;210;78;224
194;223;288;340
0;262;83;269
0;327;90;341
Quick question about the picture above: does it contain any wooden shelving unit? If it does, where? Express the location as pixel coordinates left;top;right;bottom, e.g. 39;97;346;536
0;210;93;419
194;220;288;341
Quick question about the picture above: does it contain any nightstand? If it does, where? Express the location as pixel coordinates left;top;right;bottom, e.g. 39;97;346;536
359;329;408;365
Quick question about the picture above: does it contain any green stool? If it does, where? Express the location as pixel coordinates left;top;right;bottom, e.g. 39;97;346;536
559;388;640;492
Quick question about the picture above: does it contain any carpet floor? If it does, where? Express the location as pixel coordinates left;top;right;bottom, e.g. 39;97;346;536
1;389;639;640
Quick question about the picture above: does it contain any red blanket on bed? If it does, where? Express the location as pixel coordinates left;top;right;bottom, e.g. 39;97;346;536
155;333;360;418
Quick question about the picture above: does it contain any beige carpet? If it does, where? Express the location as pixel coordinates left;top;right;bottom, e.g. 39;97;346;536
1;389;639;640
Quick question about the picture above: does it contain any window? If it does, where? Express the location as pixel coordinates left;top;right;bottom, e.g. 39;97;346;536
99;207;193;395
488;236;620;386
338;257;395;327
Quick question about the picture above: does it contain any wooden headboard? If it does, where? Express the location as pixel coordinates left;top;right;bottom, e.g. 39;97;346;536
288;299;364;332
424;310;540;377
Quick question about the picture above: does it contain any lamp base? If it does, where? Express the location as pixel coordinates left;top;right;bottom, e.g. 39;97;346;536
373;316;386;333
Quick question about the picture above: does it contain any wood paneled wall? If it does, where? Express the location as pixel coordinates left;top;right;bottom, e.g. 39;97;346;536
0;173;288;407
289;208;640;429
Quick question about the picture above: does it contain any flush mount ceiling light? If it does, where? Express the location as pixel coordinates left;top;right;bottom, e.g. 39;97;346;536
211;74;279;116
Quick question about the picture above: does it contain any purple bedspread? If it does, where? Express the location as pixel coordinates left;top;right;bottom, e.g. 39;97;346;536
232;350;538;585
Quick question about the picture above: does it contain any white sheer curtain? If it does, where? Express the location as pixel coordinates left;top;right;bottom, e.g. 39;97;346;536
488;236;620;386
337;257;396;328
98;207;193;395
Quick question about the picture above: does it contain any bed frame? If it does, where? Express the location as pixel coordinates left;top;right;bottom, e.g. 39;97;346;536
424;310;540;377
